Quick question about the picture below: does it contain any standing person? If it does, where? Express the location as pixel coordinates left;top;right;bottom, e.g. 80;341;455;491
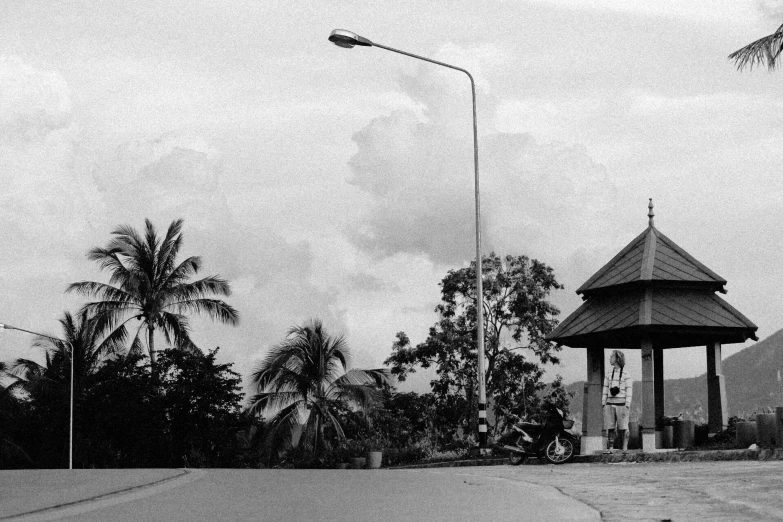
602;350;632;452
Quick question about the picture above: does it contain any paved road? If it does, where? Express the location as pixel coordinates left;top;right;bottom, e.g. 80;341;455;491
1;467;597;521
4;461;783;521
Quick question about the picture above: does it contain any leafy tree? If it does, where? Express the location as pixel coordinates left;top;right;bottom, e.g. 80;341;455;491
78;348;247;468
78;354;166;467
730;22;783;71
0;362;33;468
67;219;239;370
385;252;566;437
248;319;389;465
367;391;433;449
156;348;245;467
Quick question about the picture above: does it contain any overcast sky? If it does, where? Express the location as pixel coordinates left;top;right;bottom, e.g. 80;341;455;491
1;1;782;395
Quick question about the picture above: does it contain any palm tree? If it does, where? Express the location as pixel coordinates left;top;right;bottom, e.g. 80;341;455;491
67;219;239;369
5;310;123;467
248;319;389;461
730;23;783;71
8;311;124;396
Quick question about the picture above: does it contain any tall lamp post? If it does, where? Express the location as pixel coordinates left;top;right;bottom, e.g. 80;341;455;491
328;29;488;450
0;322;74;469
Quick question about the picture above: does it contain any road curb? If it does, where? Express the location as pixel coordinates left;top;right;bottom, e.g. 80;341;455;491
576;447;783;463
388;447;783;469
389;458;509;469
0;469;205;521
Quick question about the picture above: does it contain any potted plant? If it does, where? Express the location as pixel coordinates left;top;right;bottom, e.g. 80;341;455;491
332;442;351;469
342;439;366;469
364;434;386;469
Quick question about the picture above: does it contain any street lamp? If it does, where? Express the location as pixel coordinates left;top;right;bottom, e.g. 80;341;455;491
328;29;488;450
0;322;74;469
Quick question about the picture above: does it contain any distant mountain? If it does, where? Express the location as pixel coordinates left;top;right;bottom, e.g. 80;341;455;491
565;328;783;425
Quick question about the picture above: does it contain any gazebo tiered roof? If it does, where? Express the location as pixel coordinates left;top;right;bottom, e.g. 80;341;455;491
576;226;726;296
548;200;758;349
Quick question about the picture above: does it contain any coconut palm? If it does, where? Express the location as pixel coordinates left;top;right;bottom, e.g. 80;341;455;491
67;219;239;369
7;311;125;397
730;22;783;71
248;319;389;460
5;311;124;467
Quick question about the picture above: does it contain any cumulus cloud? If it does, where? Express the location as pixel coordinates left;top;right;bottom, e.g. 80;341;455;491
757;0;783;21
529;0;753;24
346;45;618;269
0;57;72;142
90;134;345;379
0;56;100;261
0;56;107;360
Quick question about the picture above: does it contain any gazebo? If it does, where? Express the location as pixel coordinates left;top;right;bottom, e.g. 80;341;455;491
547;200;758;454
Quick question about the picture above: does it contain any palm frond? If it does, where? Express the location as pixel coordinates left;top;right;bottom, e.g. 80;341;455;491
264;401;305;454
91;319;132;359
9;358;47;380
246;391;303;416
250;343;307;390
730;23;783;71
166;298;239;326
84;247;128;275
168;276;232;300
5;378;32;398
128;326;146;359
87;307;137;344
334;368;391;388
157;312;189;347
329;382;383;409
156;219;185;279
164;256;202;287
67;281;135;303
323;408;347;443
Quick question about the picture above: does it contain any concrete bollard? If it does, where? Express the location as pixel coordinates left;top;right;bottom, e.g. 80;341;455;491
776;407;783;449
673;420;695;449
735;421;757;448
628;421;641;449
662;426;674;449
757;414;777;448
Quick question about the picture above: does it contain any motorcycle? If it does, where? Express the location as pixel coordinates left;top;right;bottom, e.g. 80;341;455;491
495;407;577;465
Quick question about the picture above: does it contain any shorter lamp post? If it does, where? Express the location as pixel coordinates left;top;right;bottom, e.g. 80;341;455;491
0;322;74;469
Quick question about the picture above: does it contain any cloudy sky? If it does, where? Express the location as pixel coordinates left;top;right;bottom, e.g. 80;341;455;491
1;1;782;395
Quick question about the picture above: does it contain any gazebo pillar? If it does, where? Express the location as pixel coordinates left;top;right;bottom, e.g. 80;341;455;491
582;346;605;454
707;341;728;434
654;347;665;447
640;339;657;450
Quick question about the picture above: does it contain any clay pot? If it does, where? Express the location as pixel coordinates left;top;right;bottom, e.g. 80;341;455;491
735;421;757;448
365;451;383;469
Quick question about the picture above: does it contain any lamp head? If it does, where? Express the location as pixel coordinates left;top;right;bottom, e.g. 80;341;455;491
329;29;373;49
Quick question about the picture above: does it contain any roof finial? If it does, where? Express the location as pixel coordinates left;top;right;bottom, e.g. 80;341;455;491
648;198;654;227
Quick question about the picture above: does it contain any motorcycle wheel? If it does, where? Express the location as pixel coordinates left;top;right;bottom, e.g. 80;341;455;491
543;436;575;464
509;452;526;465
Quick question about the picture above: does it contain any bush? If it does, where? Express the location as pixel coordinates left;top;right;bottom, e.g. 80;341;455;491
690;416;742;450
383;447;427;467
